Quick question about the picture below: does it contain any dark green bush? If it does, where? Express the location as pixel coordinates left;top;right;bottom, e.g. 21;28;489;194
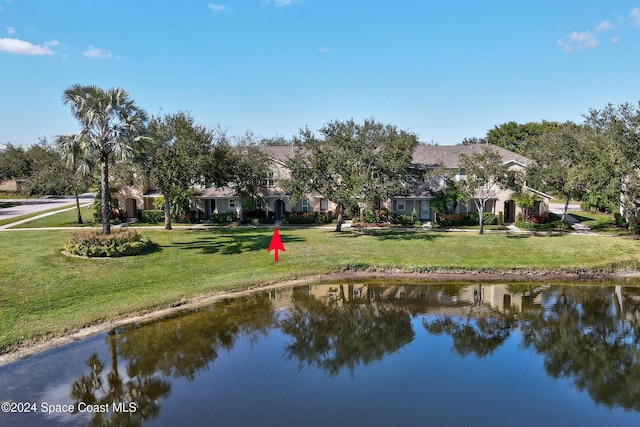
391;214;417;226
515;220;569;231
580;192;616;213
208;212;238;224
139;209;164;223
282;212;332;225
65;230;152;257
242;210;275;224
436;212;495;226
614;212;627;228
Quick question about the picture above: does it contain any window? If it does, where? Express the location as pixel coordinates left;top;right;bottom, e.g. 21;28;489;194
263;171;278;188
229;199;236;209
301;199;309;212
256;200;262;210
320;199;328;210
395;200;405;212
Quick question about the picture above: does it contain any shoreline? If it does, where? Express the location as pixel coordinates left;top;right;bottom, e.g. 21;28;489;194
2;270;640;366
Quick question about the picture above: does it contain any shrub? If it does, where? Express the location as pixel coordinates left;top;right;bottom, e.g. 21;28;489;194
469;212;497;225
515;219;568;231
580;192;616;213
65;230;153;258
282;211;331;225
173;210;199;224
391;214;417;226
497;211;504;225
529;213;552;224
436;212;495;226
209;212;238;224
93;208;127;224
614;212;627;228
139;209;164;223
436;213;473;226
362;209;391;224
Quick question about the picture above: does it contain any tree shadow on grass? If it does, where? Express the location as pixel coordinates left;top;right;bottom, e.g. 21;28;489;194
171;229;306;255
335;229;445;242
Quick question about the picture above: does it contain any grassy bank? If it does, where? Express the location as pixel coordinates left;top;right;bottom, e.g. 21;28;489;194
1;227;640;353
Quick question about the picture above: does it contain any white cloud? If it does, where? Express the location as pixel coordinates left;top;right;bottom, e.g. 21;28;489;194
208;3;228;11
318;47;330;54
595;20;613;32
558;31;600;52
83;45;118;59
0;37;55;55
611;36;621;44
6;26;15;35
264;0;300;7
632;8;640;26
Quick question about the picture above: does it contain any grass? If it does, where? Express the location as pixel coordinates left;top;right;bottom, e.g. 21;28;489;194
2;227;640;354
569;211;632;235
0;194;37;199
550;198;581;205
0;203;76;227
10;205;95;228
432;225;510;231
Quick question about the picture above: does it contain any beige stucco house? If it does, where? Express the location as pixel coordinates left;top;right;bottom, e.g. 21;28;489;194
391;144;551;222
116;143;549;223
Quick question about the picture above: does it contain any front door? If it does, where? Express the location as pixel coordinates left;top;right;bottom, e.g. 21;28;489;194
504;200;516;222
275;200;285;219
419;200;430;220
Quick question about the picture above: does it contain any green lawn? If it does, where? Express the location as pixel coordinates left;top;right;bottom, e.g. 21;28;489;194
1;227;640;354
0;203;77;227
10;205;95;228
569;211;632;235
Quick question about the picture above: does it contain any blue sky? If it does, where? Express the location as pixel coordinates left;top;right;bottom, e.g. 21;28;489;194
1;1;640;146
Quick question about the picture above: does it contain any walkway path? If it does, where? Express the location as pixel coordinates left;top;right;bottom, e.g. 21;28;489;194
548;202;597;235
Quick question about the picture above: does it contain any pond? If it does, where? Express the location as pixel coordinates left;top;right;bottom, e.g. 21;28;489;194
1;281;640;426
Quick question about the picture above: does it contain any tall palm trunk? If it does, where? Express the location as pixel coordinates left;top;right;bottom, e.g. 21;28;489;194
164;196;172;230
100;151;111;235
75;191;83;224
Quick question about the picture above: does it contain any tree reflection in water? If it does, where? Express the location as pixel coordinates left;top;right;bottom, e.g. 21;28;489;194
281;284;415;375
520;286;640;411
67;282;640;423
70;293;277;426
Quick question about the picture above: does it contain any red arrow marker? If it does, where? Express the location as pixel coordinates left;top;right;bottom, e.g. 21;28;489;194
267;228;285;262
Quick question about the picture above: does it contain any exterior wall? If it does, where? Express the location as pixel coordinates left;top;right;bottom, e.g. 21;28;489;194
117;186;144;218
0;179;20;192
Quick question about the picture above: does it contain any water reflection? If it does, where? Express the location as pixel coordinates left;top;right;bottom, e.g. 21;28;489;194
70;293;278;426
521;286;640;411
281;284;415;375
2;282;640;426
71;283;640;421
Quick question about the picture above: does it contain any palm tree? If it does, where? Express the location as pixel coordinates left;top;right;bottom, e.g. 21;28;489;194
62;85;149;234
55;134;94;224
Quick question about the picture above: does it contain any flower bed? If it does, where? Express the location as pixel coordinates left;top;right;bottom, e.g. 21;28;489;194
65;230;153;257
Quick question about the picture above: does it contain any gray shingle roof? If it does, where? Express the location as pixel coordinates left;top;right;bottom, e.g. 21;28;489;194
258;143;530;169
411;144;531;169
